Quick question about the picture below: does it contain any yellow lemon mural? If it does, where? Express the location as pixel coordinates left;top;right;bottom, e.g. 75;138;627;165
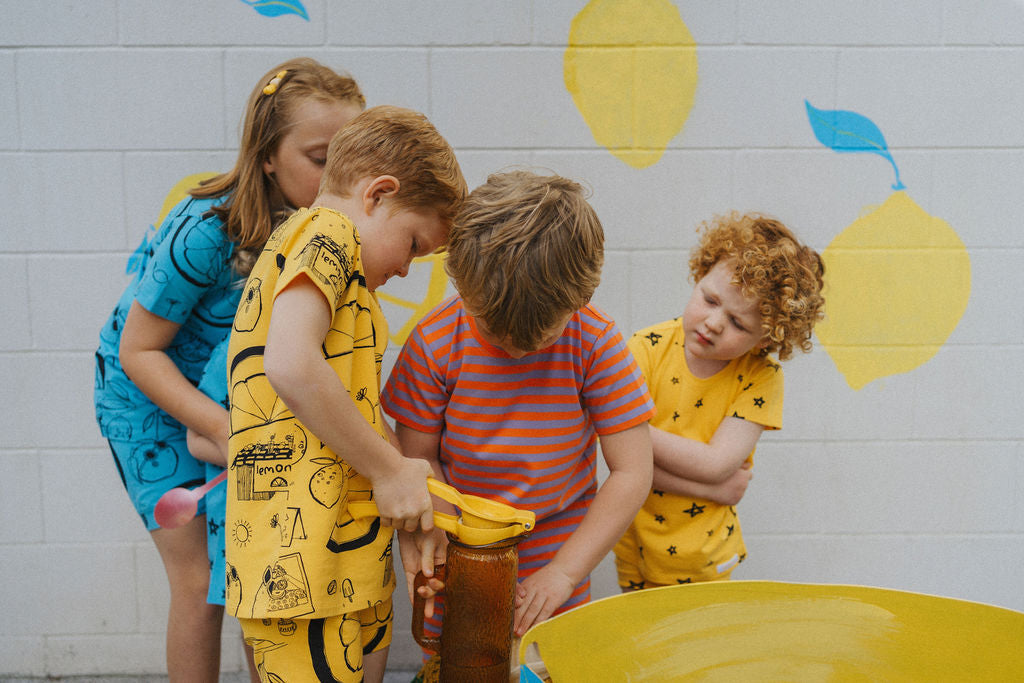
805;102;971;390
815;193;971;390
564;0;698;169
156;174;448;346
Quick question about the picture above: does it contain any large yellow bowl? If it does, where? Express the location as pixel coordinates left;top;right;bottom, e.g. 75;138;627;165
520;580;1024;681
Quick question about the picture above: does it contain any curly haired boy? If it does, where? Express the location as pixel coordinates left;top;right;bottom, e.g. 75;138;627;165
614;212;825;590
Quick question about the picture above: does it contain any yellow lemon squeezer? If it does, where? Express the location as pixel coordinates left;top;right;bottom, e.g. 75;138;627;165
349;478;534;546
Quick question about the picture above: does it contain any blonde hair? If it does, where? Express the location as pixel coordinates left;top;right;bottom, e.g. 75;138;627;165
191;57;365;275
690;212;825;361
319;105;466;227
446;170;604;352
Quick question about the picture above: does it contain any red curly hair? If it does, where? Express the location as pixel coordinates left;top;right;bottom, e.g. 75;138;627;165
690;212;825;361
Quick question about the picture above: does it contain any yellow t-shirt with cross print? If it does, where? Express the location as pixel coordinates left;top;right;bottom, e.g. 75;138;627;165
225;207;394;620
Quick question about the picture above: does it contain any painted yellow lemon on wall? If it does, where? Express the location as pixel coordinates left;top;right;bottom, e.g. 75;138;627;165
806;102;971;390
564;0;698;169
815;192;971;390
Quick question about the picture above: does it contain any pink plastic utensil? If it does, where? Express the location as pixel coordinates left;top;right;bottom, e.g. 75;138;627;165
153;470;228;529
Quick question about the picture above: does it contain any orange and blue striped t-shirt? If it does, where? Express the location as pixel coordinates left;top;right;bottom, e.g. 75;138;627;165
381;296;654;610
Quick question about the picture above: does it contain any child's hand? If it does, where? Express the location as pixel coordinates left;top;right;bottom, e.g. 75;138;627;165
397;527;448;617
214;431;230;468
185;427;229;468
513;564;577;637
711;461;753;506
369;457;435;532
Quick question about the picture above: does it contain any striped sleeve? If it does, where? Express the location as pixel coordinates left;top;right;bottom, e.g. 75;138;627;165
381;299;456;432
580;309;655;435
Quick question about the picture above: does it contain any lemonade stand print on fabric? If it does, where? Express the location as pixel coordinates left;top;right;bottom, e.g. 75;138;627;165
806;102;971;390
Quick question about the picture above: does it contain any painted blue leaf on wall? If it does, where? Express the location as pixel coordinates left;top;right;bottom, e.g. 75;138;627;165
240;0;309;21
805;100;905;190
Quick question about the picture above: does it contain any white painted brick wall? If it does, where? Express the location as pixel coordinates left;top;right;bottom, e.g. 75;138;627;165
2;0;1021;677
121;1;324;46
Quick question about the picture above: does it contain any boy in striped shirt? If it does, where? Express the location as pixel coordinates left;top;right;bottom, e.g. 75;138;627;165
381;170;655;657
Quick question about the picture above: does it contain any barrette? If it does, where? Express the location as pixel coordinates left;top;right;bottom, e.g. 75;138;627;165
262;70;288;96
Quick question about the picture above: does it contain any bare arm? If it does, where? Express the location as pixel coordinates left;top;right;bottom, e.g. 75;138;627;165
393;424;449;613
394;423;446;482
652;460;753;506
120;301;230;462
382;417;401;450
263;276;434;532
514;421;653;636
650;416;765;484
186;428;227;467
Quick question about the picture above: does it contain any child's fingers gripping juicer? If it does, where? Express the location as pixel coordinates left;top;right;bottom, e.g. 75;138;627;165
351;478;535;683
347;477;534;543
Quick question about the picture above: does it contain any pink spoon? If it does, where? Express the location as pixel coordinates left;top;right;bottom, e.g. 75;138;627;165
153;470;228;529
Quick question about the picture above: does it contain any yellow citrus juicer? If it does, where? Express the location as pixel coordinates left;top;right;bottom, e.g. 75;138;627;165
349;477;535;546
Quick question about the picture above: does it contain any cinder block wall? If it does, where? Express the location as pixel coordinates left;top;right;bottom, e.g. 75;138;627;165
3;1;1022;677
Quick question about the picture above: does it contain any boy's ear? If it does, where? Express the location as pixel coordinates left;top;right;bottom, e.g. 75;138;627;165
362;175;400;213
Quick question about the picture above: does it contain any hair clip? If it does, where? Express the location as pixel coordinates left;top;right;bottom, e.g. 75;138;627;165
262;70;288;96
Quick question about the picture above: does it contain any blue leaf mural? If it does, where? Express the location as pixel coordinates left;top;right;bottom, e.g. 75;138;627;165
805;100;905;190
240;0;309;21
